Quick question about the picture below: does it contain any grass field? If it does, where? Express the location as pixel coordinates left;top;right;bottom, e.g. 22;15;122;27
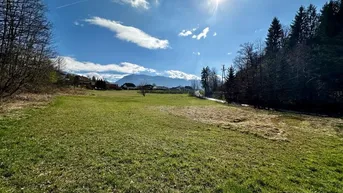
1;91;343;192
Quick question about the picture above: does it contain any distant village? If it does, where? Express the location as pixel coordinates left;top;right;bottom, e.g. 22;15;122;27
57;72;194;92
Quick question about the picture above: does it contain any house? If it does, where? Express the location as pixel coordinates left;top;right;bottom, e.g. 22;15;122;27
121;83;136;90
153;86;168;90
77;76;91;85
143;84;154;90
108;83;120;90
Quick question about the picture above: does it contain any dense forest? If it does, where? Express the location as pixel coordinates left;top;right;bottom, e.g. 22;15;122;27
201;0;343;114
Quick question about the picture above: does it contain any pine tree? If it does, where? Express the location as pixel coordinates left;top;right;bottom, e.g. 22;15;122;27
228;66;235;84
310;0;343;111
304;4;319;43
265;18;283;107
289;6;307;46
225;66;235;102
210;68;218;93
317;1;338;38
265;17;283;55
201;67;210;96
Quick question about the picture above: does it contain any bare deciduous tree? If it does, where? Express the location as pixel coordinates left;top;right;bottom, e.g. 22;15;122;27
139;80;147;97
0;0;56;100
191;80;199;90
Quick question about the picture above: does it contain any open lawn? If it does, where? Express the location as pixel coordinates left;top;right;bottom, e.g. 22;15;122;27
1;91;343;192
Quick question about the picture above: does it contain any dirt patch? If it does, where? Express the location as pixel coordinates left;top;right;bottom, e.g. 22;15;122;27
158;106;289;141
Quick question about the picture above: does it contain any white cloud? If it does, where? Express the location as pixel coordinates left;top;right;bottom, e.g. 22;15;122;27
254;28;265;33
59;57;200;82
179;25;200;37
82;72;129;82
213;32;217;36
178;30;192;37
227;52;232;55
165;70;200;80
74;21;84;27
192;52;200;56
112;0;149;10
85;17;169;49
61;56;156;74
194;27;210;40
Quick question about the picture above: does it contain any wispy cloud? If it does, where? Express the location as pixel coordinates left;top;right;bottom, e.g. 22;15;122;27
194;27;210;40
213;32;217;36
178;25;199;37
254;28;265;33
56;0;88;9
82;72;129;82
61;56;156;74
227;52;232;55
192;52;200;56
112;0;149;10
60;57;200;81
85;17;169;49
178;30;193;37
165;70;200;80
74;21;84;27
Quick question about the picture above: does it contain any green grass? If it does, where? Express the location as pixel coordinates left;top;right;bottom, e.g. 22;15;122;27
0;91;343;192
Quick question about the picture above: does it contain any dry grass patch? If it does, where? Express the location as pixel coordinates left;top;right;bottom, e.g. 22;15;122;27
159;106;288;141
0;93;53;115
159;105;343;141
273;114;343;138
56;88;88;96
0;88;87;116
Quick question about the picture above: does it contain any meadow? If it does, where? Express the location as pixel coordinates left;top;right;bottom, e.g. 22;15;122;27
0;91;342;192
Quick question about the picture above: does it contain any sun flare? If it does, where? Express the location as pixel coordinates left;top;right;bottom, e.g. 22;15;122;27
209;0;224;15
211;0;223;6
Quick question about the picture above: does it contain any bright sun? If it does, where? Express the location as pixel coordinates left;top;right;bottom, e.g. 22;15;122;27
209;0;224;15
212;0;223;5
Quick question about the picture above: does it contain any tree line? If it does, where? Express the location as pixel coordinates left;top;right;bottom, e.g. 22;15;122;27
202;0;343;114
0;0;58;100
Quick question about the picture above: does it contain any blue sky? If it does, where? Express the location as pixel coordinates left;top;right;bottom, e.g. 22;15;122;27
44;0;327;82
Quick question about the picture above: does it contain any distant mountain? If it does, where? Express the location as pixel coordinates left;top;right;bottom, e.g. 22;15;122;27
115;74;197;88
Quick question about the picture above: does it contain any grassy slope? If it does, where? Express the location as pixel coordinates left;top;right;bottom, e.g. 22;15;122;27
0;91;342;192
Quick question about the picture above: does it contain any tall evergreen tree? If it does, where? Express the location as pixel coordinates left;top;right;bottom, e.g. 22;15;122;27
289;6;307;46
304;4;319;43
201;67;210;96
313;0;343;108
225;66;235;102
317;1;339;38
265;18;283;107
265;17;283;55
